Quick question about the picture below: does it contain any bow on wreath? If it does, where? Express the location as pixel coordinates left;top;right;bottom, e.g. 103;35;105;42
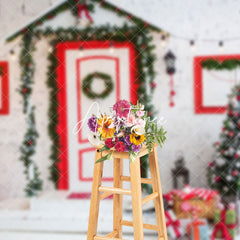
211;210;235;240
75;0;93;22
165;211;182;238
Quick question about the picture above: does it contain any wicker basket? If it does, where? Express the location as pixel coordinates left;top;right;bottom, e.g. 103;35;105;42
173;195;217;219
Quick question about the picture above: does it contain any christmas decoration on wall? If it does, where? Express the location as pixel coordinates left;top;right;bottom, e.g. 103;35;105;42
19;107;42;196
164;50;176;107
18;32;43;196
202;59;240;71
82;71;114;99
30;25;157;188
6;0;161;42
207;85;240;196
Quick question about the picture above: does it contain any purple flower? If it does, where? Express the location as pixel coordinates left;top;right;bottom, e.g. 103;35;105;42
125;135;131;146
88;116;98;132
125;145;130;152
131;144;141;153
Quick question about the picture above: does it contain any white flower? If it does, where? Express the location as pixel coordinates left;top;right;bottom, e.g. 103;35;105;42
88;131;103;146
131;125;145;135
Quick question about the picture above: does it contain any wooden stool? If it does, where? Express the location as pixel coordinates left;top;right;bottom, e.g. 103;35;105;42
87;145;167;240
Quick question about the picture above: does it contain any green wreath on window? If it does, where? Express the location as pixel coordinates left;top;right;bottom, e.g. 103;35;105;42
82;72;114;99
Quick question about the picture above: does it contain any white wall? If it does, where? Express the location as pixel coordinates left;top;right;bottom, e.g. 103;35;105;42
0;0;239;199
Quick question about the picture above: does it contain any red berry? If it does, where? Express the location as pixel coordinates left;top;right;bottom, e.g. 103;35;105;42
151;82;157;88
232;170;238;177
215;176;221;182
228;132;235;137
237;96;240;101
234;153;239;159
208;162;214;167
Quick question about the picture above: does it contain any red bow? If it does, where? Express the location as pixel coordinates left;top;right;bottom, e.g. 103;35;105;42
165;211;181;238
76;0;93;22
211;210;234;240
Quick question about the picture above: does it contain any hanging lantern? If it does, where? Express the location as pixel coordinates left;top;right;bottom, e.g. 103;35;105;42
164;50;176;107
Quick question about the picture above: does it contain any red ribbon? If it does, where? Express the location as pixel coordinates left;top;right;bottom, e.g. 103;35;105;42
76;0;93;22
165;211;181;238
211;210;235;240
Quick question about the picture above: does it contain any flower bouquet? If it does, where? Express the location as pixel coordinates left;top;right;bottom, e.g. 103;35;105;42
87;100;166;163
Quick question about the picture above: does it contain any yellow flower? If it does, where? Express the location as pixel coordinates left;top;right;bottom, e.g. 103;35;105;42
129;132;146;145
97;115;115;139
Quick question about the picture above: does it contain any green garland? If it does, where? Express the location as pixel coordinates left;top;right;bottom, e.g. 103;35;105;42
6;0;161;42
19;32;43;196
201;59;240;71
20;107;43;197
33;25;157;188
82;72;113;99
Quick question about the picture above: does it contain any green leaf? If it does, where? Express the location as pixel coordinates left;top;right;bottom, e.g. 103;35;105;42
95;152;113;164
98;145;110;152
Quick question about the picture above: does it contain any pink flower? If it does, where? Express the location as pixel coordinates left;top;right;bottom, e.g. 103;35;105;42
125;113;136;126
113;100;131;118
136;118;146;127
136;111;144;117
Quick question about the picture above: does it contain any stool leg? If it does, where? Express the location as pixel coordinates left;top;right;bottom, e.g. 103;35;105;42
87;150;104;240
130;157;144;240
149;147;168;240
113;158;123;238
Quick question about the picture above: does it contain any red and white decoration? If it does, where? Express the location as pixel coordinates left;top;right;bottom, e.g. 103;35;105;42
194;55;240;114
165;210;183;239
56;41;138;195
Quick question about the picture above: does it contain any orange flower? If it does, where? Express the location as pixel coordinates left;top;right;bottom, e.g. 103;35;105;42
97;115;115;139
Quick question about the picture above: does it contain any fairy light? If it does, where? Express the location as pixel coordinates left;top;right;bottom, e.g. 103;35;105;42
10;49;16;60
79;46;84;57
160;34;167;47
109;42;114;54
218;41;224;52
189;40;195;51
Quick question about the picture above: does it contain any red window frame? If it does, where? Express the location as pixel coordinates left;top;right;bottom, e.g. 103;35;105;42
0;61;9;115
194;55;240;114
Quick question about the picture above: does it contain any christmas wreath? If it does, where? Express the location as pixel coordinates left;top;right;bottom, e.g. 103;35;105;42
82;72;114;99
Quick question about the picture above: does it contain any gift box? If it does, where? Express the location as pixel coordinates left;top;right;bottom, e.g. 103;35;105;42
211;207;236;240
165;210;183;239
166;186;219;219
187;219;209;240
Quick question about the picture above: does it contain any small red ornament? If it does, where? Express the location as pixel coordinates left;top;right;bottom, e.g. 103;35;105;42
151;82;157;89
234;112;239;117
28;140;33;145
22;87;28;93
170;90;176;96
169;101;175;107
232;170;238;177
222;127;225;132
148;111;152;116
221;150;225;155
208;162;214;167
115;7;119;12
141;44;146;49
234;153;240;159
228;131;234;137
47;14;54;19
237;95;240;101
100;1;104;6
144;22;149;27
127;15;132;20
238;122;240;128
214;142;220;146
228;110;233;116
215;176;221;182
22;28;27;33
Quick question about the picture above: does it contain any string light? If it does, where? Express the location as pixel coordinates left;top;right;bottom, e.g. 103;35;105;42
189;40;195;51
9;49;16;60
218;41;224;52
79;46;84;57
160;34;167;47
109;42;114;54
